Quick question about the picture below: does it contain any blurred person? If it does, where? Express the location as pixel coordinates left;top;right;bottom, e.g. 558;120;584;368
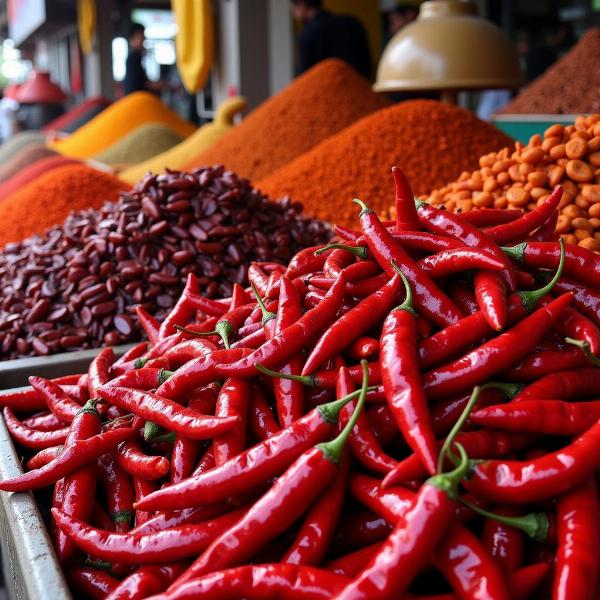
0;88;19;142
385;5;418;42
291;0;372;78
124;23;163;95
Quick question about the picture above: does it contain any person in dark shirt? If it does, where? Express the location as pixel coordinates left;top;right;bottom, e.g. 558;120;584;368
124;23;148;95
291;0;372;79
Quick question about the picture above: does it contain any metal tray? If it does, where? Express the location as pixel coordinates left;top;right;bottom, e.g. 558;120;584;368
0;344;135;390
0;402;71;599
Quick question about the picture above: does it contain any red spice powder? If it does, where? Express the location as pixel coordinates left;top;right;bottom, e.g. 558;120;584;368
256;100;513;226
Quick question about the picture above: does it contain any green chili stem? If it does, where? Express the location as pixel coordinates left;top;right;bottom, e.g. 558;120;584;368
251;283;276;326
144;420;162;441
459;498;549;543
565;337;600;365
317;360;369;463
428;442;469;499
353;198;372;217
314;243;368;260
390;261;414;312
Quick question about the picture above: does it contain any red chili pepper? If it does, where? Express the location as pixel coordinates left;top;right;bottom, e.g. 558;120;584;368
154;348;251;399
333;448;470;599
348;337;379;360
161;338;221;367
112;342;148;371
0;427;134;492
384;428;532;486
302;274;402;375
116;439;170;480
474;270;507;330
134;389;366;512
26;445;62;470
471;399;600;436
326;543;382;578
52;506;247;563
135;306;160;346
282;457;349;566
552;277;600;327
22;411;65;432
98;387;240;440
166;364;371;589
88;347;115;398
551;301;600;354
160;565;350;600
390;230;463;254
485;186;562;244
380;267;437;474
134;478;158;528
529;208;559;242
249;385;279;441
217;274;347;378
322;247;356;278
273;276;305;427
415;198;516;291
28;376;84;423
505;240;600;290
464;418;600;503
105;367;166;391
419;247;507;279
98;452;135;532
67;567;119;599
482;505;524;574
503;345;589;381
55;398;102;562
213;378;250;466
354;198;462;327
460;208;524;227
334;511;392;552
3;407;70;449
159;275;206;338
552;479;600;600
284;246;327;279
105;563;186;600
515;367;600;402
337;367;396;474
423;293;573;400
392;166;421;230
138;332;184;366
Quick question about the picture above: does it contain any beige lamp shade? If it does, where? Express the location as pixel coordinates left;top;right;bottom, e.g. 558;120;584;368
375;0;523;93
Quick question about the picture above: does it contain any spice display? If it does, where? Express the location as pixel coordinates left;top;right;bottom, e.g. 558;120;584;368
502;29;600;114
0;130;47;164
43;96;111;133
93;123;183;166
48;92;196;159
182;59;390;182
426;113;600;250
3;170;600;599
0;143;57;183
257;100;512;226
0;164;127;246
0;155;79;203
0;166;330;358
120;96;247;185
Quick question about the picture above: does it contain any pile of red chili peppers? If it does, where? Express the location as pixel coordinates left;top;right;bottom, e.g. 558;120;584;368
1;168;600;599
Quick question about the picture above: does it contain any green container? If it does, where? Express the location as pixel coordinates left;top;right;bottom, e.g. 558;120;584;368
491;114;577;144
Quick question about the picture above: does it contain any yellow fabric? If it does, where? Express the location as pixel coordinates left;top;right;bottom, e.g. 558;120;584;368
173;0;214;93
49;92;196;159
77;0;96;55
120;96;246;185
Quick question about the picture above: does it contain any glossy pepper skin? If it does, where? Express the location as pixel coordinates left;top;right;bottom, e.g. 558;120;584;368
213;378;250;466
380;269;437;475
134;391;365;512
552;479;600;600
216;274;347;378
465;418;600;503
152;565;350;600
392;166;421;231
354;198;463;328
28;376;82;423
333;457;468;600
87;347;115;398
474;270;507;331
52;506;246;563
0;428;135;492
2;407;69;449
97;387;240;440
97;453;135;533
423;293;573;400
482;505;525;574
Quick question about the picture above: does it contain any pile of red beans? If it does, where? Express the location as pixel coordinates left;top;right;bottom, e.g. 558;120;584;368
0;166;331;359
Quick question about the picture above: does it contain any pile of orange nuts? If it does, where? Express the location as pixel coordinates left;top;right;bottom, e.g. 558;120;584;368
426;114;600;251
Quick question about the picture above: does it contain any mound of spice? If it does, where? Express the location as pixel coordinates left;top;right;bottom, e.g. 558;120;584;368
426;113;600;251
182;59;390;182
93;123;183;166
257;99;512;226
0;142;57;183
0;166;331;359
43;96;111;133
501;29;600;114
0;130;47;164
0;164;128;247
49;92;196;159
0;155;79;204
